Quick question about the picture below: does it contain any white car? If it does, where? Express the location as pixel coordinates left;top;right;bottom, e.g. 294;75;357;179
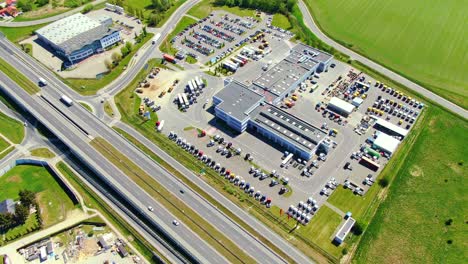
172;220;180;226
148;206;154;212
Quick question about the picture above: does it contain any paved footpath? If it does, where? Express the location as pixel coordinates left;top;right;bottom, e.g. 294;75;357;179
298;0;467;119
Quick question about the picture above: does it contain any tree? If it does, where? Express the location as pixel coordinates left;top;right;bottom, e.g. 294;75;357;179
148;14;161;27
111;52;122;63
125;41;133;52
36;0;50;7
120;46;129;57
104;59;112;70
13;204;29;225
82;4;94;14
142;26;147;36
351;221;366;236
17;0;33;12
127;5;135;17
378;177;389;188
19;189;36;209
52;0;59;8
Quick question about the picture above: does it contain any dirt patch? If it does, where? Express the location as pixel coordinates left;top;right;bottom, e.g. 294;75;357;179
447;162;464;174
137;68;185;101
409;165;423;177
78;239;99;260
6;174;21;183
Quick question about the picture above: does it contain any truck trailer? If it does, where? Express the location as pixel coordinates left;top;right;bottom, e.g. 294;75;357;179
60;95;73;106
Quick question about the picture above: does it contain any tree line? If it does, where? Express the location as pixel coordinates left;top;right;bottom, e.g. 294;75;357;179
0;190;39;232
213;0;297;15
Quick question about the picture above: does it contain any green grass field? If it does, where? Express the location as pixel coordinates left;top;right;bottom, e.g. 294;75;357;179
125;0;186;27
0;24;47;43
0;165;76;227
188;0;256;19
65;33;153;95
271;13;292;30
0;111;24;144
353;107;467;263
30;148;56;159
306;0;468;109
79;102;93;112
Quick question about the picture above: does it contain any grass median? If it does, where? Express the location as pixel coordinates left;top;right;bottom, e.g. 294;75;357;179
113;126;297;263
56;161;170;263
30;147;55;159
90;137;255;264
0;57;40;95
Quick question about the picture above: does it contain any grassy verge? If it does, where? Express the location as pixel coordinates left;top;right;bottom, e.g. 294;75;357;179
56;161;170;263
271;13;292;29
65;33;153;95
0;24;47;43
0;57;40;95
159;16;198;55
103;101;114;117
0;146;14;160
0;110;24;144
113;126;296;263
188;0;256;19
30;147;55;159
0;137;9;153
90;137;255;264
185;55;197;64
79;102;93;112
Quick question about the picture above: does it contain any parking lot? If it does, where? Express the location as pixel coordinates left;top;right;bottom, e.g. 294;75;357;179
170;11;294;65
152;11;424;224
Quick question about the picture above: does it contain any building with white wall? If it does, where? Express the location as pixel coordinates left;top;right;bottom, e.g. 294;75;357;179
36;13;121;65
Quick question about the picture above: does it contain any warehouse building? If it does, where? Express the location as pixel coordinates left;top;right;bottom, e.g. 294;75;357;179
213;83;328;160
327;97;355;117
250;43;333;104
35;13;121;65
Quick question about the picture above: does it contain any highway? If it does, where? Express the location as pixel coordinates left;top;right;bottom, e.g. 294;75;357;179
0;38;294;263
298;0;468;119
0;73;226;263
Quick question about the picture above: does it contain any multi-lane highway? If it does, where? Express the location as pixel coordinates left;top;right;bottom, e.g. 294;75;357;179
0;71;226;263
0;36;306;263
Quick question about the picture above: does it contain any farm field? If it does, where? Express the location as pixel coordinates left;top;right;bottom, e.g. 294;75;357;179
306;0;468;109
353;106;468;263
0;165;76;227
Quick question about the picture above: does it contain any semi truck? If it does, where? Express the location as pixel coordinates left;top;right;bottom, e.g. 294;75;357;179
181;93;189;108
281;153;294;167
157;120;165;132
195;76;204;88
60;95;73;106
163;54;176;63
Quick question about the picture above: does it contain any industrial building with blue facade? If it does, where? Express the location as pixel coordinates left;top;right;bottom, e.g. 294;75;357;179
35;13;121;65
213;43;333;160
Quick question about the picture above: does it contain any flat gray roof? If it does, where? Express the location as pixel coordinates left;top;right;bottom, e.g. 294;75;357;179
290;43;333;65
336;217;356;240
36;13;101;45
214;81;264;121
253;60;308;97
36;13;119;55
252;106;327;152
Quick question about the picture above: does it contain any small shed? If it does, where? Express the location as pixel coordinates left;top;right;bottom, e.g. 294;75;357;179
351;97;364;107
334;217;356;245
117;245;128;257
98;236;110;250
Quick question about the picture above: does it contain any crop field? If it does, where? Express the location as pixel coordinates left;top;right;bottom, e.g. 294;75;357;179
306;0;468;108
353;106;468;263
